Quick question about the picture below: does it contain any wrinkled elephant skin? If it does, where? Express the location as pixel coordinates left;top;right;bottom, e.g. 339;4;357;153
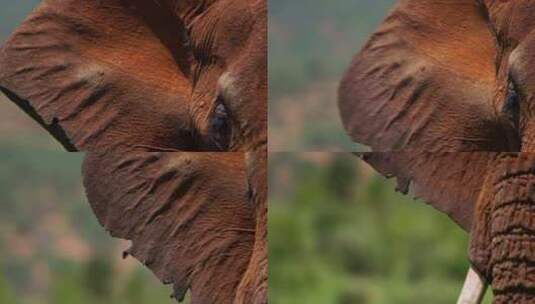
339;1;535;153
0;1;268;303
362;152;535;304
0;0;266;152
83;152;267;303
341;2;535;302
470;154;535;303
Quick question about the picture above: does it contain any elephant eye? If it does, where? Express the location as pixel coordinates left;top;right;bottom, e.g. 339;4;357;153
502;78;520;129
209;98;232;150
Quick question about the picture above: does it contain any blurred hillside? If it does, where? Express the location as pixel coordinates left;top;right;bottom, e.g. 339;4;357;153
268;153;493;304
0;148;179;304
269;0;396;151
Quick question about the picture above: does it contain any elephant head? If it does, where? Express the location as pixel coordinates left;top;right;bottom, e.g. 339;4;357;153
361;152;535;304
341;3;535;301
0;1;267;302
339;1;535;153
0;0;266;152
83;151;267;303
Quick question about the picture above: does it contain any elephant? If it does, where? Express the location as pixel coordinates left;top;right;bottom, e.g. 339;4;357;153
0;0;266;152
359;152;535;304
83;151;267;303
0;1;267;303
338;1;535;303
339;0;535;153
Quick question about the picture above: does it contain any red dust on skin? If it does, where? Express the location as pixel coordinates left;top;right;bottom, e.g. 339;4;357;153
341;3;535;301
0;0;266;153
83;151;267;303
338;1;535;153
0;0;267;303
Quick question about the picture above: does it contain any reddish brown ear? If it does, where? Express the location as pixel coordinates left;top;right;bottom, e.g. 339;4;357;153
0;0;195;151
339;0;514;152
360;152;495;231
82;152;255;303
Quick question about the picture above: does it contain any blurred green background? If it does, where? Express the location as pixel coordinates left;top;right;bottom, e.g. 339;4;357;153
269;0;396;151
0;3;182;303
268;153;493;303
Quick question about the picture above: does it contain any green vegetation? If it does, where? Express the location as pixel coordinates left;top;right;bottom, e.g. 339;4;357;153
269;0;398;151
0;147;178;304
269;0;395;98
269;153;493;303
0;3;499;304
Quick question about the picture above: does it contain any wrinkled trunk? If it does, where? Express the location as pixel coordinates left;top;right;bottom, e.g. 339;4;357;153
470;154;535;304
490;169;535;303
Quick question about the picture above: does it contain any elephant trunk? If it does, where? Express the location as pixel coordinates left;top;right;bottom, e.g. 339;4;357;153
521;124;535;153
485;155;535;303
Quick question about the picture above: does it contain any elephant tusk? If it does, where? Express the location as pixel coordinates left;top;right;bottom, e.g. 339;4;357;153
457;267;487;304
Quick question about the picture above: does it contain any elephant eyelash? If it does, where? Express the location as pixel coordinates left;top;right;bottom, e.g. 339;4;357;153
502;77;520;129
209;97;232;150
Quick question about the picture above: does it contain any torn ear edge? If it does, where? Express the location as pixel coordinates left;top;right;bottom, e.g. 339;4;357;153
0;0;195;152
355;152;495;232
0;87;77;151
82;152;256;303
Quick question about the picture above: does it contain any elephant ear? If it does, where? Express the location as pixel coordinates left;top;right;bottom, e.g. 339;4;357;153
82;152;255;303
339;0;513;152
360;152;495;231
0;0;195;151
